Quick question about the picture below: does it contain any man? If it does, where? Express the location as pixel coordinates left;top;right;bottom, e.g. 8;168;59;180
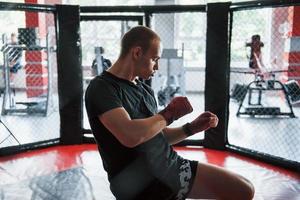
246;34;264;71
85;26;254;200
91;46;112;76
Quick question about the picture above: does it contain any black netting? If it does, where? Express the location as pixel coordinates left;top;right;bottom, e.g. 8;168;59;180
228;6;300;163
151;12;206;140
80;19;140;129
0;9;59;149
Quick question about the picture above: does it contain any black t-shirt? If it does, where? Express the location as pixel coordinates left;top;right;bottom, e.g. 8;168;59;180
85;71;187;199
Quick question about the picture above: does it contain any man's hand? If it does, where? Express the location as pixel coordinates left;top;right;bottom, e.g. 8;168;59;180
158;96;193;125
183;111;218;136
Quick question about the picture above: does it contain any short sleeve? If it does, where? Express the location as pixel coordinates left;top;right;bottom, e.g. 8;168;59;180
85;78;122;117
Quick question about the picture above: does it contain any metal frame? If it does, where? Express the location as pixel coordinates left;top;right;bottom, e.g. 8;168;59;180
0;1;55;12
231;0;300;11
0;138;59;156
236;80;295;118
1;44;50;116
81;15;143;24
80;5;206;14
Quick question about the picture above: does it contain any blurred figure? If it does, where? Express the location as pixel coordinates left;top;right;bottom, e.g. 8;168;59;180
246;34;265;71
91;46;111;76
8;32;22;81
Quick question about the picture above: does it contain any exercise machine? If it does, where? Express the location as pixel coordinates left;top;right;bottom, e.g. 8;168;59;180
231;69;296;118
231;34;296;118
1;31;53;116
284;80;300;104
155;48;185;107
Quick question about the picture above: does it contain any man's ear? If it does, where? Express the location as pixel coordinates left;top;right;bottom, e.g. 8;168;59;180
132;46;142;60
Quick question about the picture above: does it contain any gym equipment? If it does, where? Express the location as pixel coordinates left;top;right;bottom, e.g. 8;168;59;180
155;48;185;107
284;80;300;103
231;83;247;102
18;27;39;47
1;32;53;116
231;69;296;118
232;34;297;117
157;74;180;106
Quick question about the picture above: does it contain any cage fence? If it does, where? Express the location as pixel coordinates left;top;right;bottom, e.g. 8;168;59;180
80;19;140;129
80;11;207;141
0;9;59;149
228;6;300;163
151;11;206;140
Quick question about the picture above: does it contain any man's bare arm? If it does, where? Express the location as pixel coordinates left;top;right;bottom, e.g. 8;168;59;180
99;107;167;148
163;111;219;145
99;96;193;148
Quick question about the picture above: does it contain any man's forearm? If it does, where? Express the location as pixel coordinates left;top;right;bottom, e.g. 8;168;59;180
127;114;167;146
162;126;188;145
99;108;167;148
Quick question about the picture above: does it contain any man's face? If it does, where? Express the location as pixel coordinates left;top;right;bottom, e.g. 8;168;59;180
137;39;162;80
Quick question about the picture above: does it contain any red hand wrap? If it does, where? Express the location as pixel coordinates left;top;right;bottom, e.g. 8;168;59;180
159;96;193;125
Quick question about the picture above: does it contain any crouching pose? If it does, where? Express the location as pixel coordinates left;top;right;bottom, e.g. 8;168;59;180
85;26;255;200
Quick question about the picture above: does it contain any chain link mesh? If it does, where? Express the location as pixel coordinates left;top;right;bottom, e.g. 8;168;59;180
81;20;140;129
152;12;206;140
0;10;59;148
228;6;300;163
81;12;207;141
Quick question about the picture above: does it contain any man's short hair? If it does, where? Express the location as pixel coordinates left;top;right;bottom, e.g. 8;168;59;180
120;26;160;58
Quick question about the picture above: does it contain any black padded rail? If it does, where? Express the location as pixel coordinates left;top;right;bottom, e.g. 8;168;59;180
204;2;231;150
56;4;83;144
0;1;55;12
80;4;206;13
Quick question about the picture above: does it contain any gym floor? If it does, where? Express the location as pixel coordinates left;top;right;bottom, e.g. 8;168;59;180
0;144;299;200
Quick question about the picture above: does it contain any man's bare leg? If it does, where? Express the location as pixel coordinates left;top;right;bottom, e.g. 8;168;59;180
188;162;255;200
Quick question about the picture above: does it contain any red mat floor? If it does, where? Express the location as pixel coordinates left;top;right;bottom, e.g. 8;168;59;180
0;144;299;200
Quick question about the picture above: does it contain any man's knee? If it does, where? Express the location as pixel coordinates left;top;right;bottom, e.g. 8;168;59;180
239;176;255;200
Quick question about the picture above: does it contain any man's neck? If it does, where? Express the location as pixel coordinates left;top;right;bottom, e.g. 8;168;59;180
107;59;137;83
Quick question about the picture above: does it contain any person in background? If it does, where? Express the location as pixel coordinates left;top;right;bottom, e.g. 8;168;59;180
91;46;112;76
246;34;265;71
7;32;22;81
